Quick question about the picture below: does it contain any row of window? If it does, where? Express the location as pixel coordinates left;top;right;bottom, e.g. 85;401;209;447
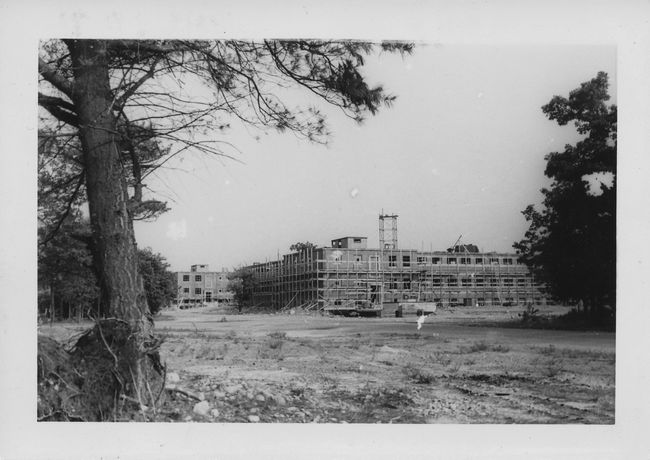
325;277;532;288
432;277;530;287
254;256;523;272
181;274;226;282
181;287;226;294
325;295;544;305
388;255;519;267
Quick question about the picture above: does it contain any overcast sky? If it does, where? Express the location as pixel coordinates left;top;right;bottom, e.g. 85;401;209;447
133;44;616;272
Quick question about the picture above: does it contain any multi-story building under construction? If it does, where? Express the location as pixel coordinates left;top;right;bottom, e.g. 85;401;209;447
242;235;548;313
176;264;234;306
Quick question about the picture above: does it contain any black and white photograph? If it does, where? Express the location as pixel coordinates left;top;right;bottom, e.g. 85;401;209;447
1;1;650;459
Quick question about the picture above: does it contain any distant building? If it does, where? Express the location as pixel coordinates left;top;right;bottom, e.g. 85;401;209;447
175;264;233;307
241;236;548;313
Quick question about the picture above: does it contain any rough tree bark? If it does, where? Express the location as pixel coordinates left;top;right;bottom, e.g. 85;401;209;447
67;40;158;413
68;40;148;322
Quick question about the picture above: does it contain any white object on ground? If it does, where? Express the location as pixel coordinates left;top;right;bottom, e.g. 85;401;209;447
193;400;210;416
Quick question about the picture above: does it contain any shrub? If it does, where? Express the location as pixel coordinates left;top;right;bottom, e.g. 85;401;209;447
490;344;511;353
403;363;436;384
267;331;287;340
519;304;540;323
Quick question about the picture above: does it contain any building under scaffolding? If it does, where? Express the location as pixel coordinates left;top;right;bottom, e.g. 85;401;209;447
242;235;548;312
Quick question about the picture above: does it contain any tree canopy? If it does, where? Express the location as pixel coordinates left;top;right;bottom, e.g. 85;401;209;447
39;39;412;228
290;241;318;252
514;72;616;318
137;248;176;315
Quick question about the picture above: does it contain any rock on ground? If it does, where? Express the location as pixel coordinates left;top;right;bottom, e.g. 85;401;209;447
193;400;210;416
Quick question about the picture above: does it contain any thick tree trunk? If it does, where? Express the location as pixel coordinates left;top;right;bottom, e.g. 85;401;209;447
68;40;149;323
67;40;159;418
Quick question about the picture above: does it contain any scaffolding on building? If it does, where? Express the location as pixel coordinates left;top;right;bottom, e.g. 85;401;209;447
243;245;548;314
379;213;398;250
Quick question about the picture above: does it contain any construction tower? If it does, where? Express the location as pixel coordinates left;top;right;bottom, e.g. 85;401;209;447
379;213;398;250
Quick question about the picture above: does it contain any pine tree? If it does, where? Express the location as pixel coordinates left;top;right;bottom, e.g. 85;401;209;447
514;72;616;321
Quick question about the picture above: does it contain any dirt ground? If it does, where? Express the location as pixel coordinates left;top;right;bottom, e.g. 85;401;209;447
39;304;615;424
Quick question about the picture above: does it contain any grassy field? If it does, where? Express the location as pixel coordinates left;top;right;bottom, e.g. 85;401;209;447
38;304;615;423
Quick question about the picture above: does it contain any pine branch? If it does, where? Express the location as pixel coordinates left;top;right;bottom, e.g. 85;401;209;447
38;58;74;99
38;93;79;127
38;173;85;247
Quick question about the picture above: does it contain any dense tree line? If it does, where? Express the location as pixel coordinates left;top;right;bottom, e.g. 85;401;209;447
38;216;176;321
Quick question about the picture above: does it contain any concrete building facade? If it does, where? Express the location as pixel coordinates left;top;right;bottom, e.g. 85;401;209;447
176;264;233;306
242;237;547;311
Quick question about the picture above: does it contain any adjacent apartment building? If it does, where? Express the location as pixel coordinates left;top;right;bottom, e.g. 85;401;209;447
241;236;548;311
176;264;234;306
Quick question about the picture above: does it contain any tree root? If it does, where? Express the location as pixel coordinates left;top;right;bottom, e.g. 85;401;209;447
38;319;165;421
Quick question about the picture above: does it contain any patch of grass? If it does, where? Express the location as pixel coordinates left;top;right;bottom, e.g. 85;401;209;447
258;340;285;360
459;341;510;354
490;344;511;353
403;363;436;384
265;331;287;351
427;352;452;366
501;307;615;332
215;343;229;359
267;331;287;340
446;360;462;375
176;343;191;356
536;344;557;356
468;341;490;352
532;344;614;363
348;340;362;350
194;342;228;360
543;359;562;378
223;330;240;343
459;341;488;353
562;348;614;361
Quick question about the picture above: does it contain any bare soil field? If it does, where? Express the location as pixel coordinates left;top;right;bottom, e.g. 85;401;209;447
39;304;615;424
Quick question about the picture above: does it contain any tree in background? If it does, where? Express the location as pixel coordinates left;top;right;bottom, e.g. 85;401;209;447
514;72;616;323
227;269;256;311
38;215;99;322
137;248;176;315
38;215;176;320
290;241;318;252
